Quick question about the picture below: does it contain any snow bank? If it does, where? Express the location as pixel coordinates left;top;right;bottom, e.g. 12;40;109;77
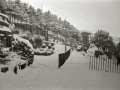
0;52;26;67
0;35;34;74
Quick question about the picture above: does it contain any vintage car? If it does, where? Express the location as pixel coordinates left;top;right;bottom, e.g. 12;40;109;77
46;44;54;55
34;43;54;55
44;41;49;46
38;44;48;55
49;42;55;50
77;44;82;51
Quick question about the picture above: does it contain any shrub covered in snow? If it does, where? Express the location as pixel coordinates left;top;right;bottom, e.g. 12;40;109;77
13;34;34;51
0;35;35;74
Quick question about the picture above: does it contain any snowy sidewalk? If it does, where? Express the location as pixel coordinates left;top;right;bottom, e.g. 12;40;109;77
59;50;120;90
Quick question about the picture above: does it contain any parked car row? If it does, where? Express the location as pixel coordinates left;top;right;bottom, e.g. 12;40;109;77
34;41;55;55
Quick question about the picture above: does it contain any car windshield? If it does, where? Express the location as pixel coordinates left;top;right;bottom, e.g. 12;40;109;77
48;45;51;49
42;45;46;48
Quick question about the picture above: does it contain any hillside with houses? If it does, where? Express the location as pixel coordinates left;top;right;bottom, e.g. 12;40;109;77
0;0;83;48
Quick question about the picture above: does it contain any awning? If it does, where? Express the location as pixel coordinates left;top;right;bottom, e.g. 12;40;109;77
0;27;12;33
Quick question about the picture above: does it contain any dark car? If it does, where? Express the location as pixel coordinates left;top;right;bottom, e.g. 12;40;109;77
77;45;82;51
50;42;55;50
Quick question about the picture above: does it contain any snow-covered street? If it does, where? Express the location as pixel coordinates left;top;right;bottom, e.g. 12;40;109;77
0;44;120;90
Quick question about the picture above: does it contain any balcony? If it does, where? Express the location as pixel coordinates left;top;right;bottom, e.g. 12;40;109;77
0;26;11;33
0;19;9;27
0;13;9;27
0;13;9;20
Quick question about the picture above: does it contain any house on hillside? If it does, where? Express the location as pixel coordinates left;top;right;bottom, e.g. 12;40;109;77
0;12;12;47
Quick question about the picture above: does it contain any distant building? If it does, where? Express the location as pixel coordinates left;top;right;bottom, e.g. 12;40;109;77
80;30;92;44
113;37;120;45
0;12;12;47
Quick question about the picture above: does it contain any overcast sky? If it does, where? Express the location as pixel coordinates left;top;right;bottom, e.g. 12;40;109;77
21;0;120;37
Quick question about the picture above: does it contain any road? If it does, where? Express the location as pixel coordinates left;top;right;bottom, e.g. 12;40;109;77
0;44;120;90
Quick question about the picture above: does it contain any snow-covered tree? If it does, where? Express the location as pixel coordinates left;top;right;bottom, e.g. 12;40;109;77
92;30;116;52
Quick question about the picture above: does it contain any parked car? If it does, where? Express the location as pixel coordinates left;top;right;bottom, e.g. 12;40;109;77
44;41;49;46
34;42;55;55
77;44;82;51
39;44;48;55
46;44;54;55
49;42;55;50
34;44;47;55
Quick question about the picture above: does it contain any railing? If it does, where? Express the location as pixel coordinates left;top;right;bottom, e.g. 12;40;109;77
89;56;120;73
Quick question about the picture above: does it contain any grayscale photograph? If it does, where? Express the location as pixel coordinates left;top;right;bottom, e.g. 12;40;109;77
0;0;120;90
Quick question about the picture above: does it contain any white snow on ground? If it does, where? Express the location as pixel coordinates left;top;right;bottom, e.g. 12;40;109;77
0;35;34;72
0;52;27;71
0;43;120;90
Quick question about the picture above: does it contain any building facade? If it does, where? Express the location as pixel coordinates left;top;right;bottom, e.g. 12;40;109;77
81;30;91;44
0;12;12;47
